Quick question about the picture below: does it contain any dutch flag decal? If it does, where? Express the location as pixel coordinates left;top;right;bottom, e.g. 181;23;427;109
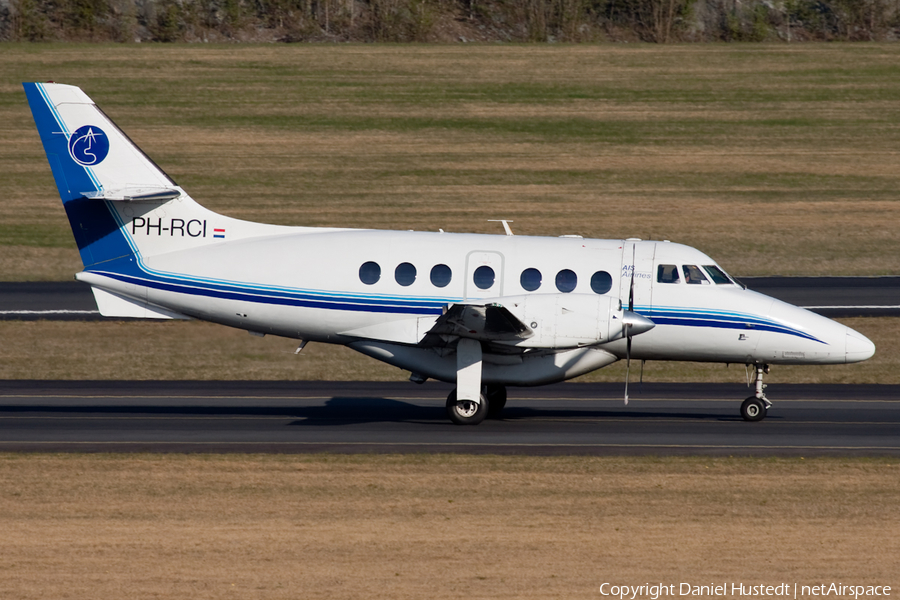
213;228;225;239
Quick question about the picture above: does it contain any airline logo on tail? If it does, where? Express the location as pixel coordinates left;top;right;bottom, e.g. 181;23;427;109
68;125;109;166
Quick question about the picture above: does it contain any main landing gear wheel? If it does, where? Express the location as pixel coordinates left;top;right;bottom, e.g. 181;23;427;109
486;385;507;419
446;389;489;426
740;396;767;422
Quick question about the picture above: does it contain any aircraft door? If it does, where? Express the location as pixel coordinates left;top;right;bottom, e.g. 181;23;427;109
465;251;505;301
620;241;655;313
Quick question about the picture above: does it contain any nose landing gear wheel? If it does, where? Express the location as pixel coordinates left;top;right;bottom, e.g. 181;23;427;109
446;389;489;426
740;396;767;422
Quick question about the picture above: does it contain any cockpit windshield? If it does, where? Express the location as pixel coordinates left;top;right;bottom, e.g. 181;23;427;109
683;265;709;285
702;265;734;285
657;263;737;286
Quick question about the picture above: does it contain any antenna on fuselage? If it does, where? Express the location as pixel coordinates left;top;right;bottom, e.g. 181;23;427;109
488;220;514;236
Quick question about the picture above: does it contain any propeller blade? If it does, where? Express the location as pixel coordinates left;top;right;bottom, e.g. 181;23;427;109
628;245;636;312
624;243;636;405
624;331;631;405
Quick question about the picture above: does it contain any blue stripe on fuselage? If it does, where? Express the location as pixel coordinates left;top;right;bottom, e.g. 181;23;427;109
645;305;824;343
92;269;446;315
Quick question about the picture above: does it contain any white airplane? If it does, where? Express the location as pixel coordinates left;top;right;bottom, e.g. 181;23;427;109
24;82;876;425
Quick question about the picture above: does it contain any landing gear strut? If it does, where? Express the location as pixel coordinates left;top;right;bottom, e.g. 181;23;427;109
446;339;509;425
741;364;772;422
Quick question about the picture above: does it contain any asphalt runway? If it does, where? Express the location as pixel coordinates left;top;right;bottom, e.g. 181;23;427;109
1;380;898;455
1;278;898;319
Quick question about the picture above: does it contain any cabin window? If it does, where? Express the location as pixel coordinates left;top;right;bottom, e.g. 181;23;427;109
520;268;542;292
555;269;577;293
359;261;381;285
683;265;709;285
657;264;680;284
395;262;417;287
590;271;612;294
430;264;452;288
473;265;495;290
703;265;734;285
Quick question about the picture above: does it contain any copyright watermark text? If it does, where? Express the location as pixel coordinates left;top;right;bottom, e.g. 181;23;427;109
599;583;892;599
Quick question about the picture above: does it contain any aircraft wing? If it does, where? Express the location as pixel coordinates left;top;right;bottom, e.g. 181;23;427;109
341;294;633;351
420;303;533;347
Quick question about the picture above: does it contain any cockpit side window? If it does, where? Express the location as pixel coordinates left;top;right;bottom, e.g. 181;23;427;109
683;265;709;284
703;265;734;285
657;264;680;284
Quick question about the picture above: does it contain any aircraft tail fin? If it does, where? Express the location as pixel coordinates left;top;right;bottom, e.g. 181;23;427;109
23;82;187;268
25;82;302;278
24;82;179;203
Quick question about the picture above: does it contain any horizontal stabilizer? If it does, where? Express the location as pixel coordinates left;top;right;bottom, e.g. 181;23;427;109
82;188;181;202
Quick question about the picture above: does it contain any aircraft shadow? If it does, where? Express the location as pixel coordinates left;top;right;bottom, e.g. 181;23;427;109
286;398;745;425
0;396;746;425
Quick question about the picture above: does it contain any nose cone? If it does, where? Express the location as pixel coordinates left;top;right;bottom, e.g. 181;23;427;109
623;310;655;336
845;329;875;364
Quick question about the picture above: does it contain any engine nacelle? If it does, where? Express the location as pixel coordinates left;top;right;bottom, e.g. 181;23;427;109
495;293;625;349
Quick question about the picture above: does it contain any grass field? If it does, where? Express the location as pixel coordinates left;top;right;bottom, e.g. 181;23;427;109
2;43;900;281
1;454;897;600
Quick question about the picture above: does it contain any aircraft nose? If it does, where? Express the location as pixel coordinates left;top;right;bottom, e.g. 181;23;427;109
845;329;875;364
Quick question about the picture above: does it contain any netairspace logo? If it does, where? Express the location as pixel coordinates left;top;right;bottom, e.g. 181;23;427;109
599;583;892;600
68;125;109;166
